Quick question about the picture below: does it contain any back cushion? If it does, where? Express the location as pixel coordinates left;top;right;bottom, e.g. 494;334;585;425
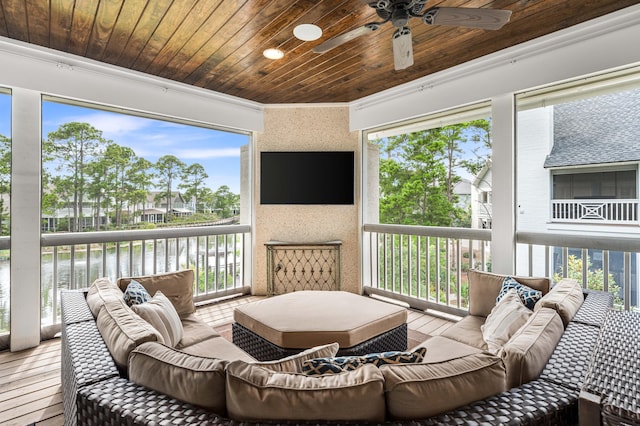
117;270;195;317
225;361;386;422
501;307;564;389
381;352;506;420
534;279;584;327
86;277;123;318
131;291;184;347
96;297;160;371
468;269;551;317
129;342;228;414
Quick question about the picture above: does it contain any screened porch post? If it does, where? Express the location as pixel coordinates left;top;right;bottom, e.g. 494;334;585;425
10;88;42;351
491;94;517;274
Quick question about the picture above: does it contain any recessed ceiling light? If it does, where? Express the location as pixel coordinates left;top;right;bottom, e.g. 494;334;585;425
263;48;284;60
293;24;322;41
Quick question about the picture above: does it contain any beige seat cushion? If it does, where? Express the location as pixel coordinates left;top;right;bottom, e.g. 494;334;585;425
131;291;183;347
86;277;123;318
534;279;584;327
414;335;483;363
440;315;488;351
502;307;564;389
117;270;195;317
96;297;160;370
481;289;533;354
181;336;255;362
253;343;339;373
381;352;506;420
233;291;407;348
129;342;228;414
467;269;551;317
225;361;386;422
176;314;220;349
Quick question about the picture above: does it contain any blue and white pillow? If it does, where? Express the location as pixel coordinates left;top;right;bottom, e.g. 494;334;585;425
361;347;427;366
301;355;362;375
497;276;543;310
123;280;152;307
301;347;427;375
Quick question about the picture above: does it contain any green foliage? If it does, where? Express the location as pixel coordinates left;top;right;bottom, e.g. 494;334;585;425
47;122;110;232
375;119;491;227
553;254;622;306
39;122;240;232
0;134;10;236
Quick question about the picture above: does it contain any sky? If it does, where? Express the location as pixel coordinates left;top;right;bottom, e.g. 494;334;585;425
0;93;248;194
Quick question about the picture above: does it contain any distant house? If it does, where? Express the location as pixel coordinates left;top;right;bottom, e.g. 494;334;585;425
471;161;492;229
41;190;197;230
138;192;195;224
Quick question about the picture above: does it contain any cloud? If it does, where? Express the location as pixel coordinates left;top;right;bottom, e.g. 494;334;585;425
67;112;151;136
174;147;240;159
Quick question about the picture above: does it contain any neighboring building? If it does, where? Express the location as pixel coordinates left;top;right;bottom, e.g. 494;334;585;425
41;191;196;230
516;87;640;303
138;192;195;224
471;161;492;229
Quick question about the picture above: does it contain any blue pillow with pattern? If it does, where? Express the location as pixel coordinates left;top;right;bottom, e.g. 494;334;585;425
361;346;427;366
497;276;542;310
301;347;427;375
123;280;152;307
301;355;362;375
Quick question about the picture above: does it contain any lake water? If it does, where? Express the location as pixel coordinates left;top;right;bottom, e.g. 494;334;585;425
0;239;239;333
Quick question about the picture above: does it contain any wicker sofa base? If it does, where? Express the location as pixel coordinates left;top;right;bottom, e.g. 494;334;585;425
62;288;614;425
232;321;408;361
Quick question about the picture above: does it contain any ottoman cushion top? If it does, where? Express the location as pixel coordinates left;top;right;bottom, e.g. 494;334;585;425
234;291;407;349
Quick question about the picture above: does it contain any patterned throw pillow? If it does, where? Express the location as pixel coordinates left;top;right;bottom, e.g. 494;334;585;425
497;276;543;310
123;280;152;307
301;347;427;375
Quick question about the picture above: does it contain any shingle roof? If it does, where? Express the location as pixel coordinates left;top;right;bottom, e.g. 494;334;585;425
544;87;640;168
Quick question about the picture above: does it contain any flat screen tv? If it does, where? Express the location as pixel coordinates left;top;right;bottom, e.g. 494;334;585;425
260;151;354;205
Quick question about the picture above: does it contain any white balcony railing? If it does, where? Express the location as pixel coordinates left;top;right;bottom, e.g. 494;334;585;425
551;199;639;224
39;224;251;337
363;224;492;317
363;224;640;315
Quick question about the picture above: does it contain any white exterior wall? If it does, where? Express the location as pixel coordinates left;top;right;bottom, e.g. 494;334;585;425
516;107;554;233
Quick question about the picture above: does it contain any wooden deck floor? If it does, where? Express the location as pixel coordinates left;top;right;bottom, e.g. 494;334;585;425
0;295;456;426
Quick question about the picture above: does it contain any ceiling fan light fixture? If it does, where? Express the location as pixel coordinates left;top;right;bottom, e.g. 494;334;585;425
263;48;284;60
293;24;323;41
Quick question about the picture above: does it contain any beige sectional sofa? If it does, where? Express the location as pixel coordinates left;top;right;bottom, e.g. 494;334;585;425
72;268;587;423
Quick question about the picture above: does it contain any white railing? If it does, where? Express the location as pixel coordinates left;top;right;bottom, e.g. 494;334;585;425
40;224;251;335
517;231;640;311
551;199;639;224
363;224;640;315
363;224;492;317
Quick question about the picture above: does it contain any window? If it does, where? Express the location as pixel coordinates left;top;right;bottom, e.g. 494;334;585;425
553;170;636;200
365;102;492;228
39;97;250;328
41;97;249;232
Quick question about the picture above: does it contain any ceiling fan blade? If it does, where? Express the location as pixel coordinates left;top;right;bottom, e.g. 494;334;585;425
312;26;376;54
423;7;512;30
392;27;413;71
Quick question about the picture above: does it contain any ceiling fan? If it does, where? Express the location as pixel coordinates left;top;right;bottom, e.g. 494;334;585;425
312;0;512;70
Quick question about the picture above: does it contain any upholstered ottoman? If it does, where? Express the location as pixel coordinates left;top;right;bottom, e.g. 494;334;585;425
232;291;408;361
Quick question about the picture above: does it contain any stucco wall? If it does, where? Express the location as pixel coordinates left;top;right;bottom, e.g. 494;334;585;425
252;106;361;295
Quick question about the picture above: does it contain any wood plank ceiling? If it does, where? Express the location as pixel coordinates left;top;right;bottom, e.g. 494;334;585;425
0;0;637;104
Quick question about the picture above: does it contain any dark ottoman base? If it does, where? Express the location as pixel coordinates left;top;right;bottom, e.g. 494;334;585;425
233;322;408;361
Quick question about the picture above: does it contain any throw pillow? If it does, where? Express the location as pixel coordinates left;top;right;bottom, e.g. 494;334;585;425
301;347;427;375
123;279;151;307
253;343;340;373
497;276;543;310
482;288;533;354
131;291;183;347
